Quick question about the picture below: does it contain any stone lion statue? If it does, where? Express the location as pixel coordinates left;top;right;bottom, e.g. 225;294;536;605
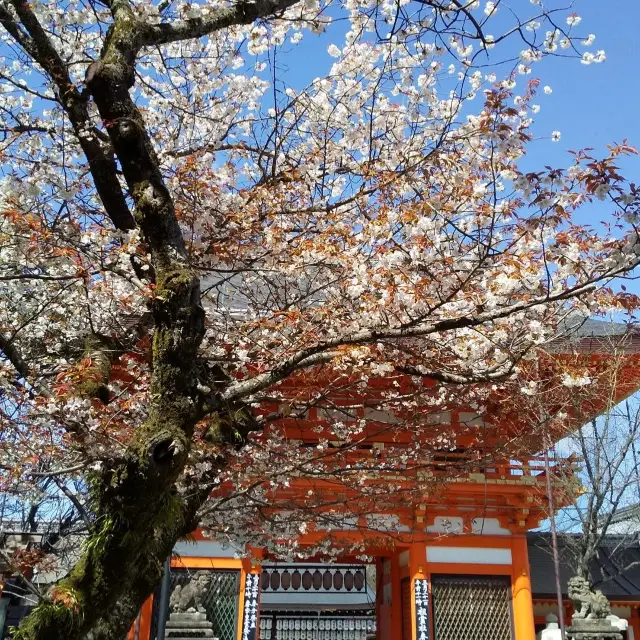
169;571;211;613
568;576;611;620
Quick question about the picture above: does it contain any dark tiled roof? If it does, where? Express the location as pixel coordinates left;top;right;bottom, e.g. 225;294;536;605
604;503;640;525
561;317;636;339
558;314;638;338
546;316;640;355
528;533;640;600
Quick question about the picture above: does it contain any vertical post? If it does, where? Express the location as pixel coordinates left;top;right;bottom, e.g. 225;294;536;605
128;601;154;640
138;596;154;640
239;553;262;640
0;598;8;639
544;446;566;638
390;552;403;639
237;568;247;640
375;558;385;639
127;612;142;640
408;543;428;640
156;556;171;640
630;606;639;640
511;536;535;640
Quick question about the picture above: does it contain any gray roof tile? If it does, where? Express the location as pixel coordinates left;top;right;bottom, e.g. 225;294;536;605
528;533;640;599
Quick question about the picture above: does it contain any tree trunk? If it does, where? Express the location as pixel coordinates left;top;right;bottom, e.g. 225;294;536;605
14;8;210;640
14;486;196;639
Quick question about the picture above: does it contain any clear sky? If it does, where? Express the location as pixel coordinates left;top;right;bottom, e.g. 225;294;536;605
520;0;640;298
517;1;640;179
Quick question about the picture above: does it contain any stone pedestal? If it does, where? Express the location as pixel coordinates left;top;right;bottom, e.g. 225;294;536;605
566;618;623;640
164;611;218;640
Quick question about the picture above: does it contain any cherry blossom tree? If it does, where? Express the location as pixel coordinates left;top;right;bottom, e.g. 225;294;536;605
1;0;639;637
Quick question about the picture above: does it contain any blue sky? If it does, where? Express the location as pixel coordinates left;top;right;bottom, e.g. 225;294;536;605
519;0;640;299
518;1;640;302
528;1;640;159
518;0;640;178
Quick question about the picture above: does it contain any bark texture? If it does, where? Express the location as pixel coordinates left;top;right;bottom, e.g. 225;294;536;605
6;0;300;636
13;2;206;639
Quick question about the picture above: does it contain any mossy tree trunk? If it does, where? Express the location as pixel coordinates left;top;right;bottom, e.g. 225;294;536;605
14;3;206;640
4;0;300;636
14;19;203;640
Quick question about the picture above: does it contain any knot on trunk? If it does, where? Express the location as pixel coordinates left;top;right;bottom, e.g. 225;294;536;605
134;421;191;482
152;437;182;466
204;402;260;449
116;118;141;139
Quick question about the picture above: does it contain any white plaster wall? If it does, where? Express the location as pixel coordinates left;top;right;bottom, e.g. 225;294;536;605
426;546;512;565
426;517;464;534
173;540;242;557
471;518;510;535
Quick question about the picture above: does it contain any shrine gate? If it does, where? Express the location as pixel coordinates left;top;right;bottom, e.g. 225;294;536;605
128;320;640;640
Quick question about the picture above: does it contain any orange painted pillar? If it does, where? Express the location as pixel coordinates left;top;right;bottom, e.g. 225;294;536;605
390;552;403;640
127;596;153;640
511;536;535;640
631;606;640;640
138;596;153;640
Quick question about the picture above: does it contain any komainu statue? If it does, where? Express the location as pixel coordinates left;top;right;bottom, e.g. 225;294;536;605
568;576;611;620
169;571;211;613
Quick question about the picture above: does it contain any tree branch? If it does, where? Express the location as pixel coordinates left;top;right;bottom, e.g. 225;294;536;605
0;331;53;398
0;330;32;381
222;280;603;402
2;0;135;231
30;464;87;478
52;479;92;530
0;549;43;601
0;273;83;282
143;0;301;47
